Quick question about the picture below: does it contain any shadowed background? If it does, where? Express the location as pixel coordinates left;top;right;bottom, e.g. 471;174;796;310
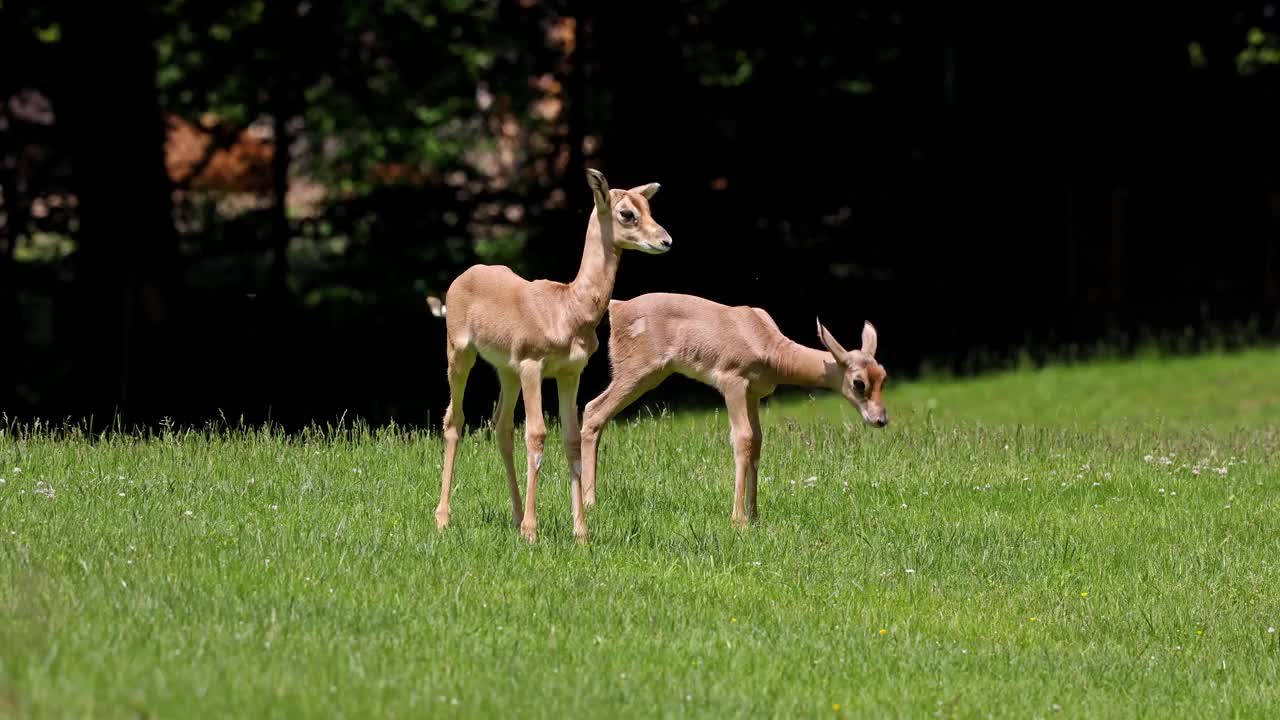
1;1;1276;429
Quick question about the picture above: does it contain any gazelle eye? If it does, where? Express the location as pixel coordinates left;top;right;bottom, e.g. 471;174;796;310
619;209;636;223
853;379;866;395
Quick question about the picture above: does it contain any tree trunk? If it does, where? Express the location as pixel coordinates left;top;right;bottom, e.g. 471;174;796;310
1267;188;1278;303
59;3;176;424
0;102;18;413
1109;185;1129;304
269;106;291;300
268;0;295;301
564;5;587;192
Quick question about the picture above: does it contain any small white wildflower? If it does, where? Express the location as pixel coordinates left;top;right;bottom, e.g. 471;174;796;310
905;568;915;574
1159;488;1166;494
1269;627;1276;634
1143;454;1154;462
118;491;126;497
1216;467;1228;476
900;503;908;509
1052;704;1062;712
1103;472;1112;479
270;504;279;511
121;580;127;589
1092;482;1101;487
248;477;256;485
13;467;21;474
352;468;363;474
183;509;193;517
0;477;6;485
1170;491;1177;496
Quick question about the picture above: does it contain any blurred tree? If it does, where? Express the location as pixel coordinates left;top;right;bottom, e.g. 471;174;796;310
1;0;1277;427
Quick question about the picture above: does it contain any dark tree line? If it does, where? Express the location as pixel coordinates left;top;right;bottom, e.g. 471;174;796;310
1;1;1276;429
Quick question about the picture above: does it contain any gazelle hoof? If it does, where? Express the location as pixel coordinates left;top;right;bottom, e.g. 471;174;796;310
574;529;589;545
435;510;451;530
731;516;749;529
520;522;538;543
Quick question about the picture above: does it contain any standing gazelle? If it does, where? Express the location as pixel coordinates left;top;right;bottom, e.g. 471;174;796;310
428;169;672;543
580;293;888;529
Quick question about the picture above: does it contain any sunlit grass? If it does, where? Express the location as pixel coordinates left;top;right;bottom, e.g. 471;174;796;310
2;349;1279;718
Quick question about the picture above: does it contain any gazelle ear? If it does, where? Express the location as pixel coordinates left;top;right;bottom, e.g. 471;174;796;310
586;168;611;212
816;318;849;360
861;321;878;358
629;182;660;200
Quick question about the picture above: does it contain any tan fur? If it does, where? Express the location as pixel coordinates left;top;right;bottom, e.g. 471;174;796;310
580;293;888;528
430;169;671;543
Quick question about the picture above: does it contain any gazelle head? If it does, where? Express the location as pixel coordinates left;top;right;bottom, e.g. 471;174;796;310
586;168;672;255
816;319;889;428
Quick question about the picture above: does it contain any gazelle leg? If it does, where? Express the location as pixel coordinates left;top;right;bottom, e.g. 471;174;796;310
495;369;523;527
746;396;762;523
435;342;476;529
557;373;587;543
518;360;546;543
724;382;755;529
580;369;669;507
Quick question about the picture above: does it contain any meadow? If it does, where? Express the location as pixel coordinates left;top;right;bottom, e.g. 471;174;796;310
2;349;1279;718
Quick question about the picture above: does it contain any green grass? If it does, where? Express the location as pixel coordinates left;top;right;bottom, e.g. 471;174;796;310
2;348;1279;718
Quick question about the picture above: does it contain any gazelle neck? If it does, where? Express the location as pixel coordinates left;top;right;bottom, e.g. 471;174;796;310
568;211;621;326
771;340;843;391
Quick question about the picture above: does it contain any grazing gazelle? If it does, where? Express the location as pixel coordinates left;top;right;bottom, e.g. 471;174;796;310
579;293;888;530
427;169;672;543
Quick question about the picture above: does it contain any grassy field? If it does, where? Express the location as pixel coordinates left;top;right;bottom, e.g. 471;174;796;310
2;349;1279;718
